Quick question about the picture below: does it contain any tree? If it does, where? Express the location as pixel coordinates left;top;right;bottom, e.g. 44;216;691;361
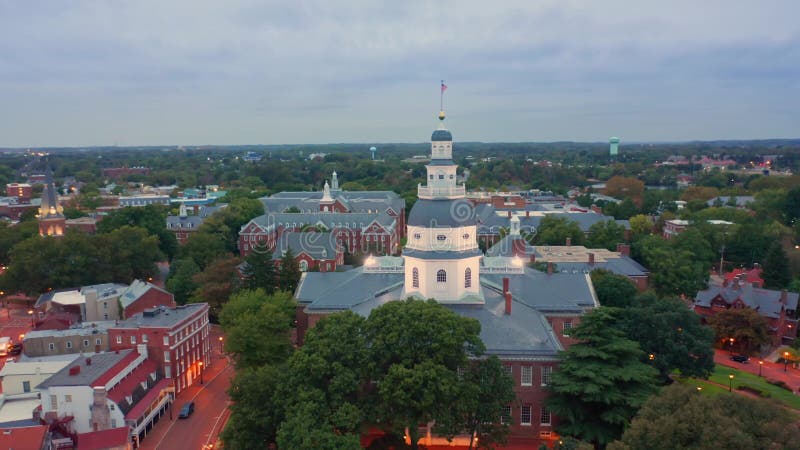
587;221;626;251
608;384;800;450
242;244;277;294
98;226;163;282
761;241;791;289
365;299;484;449
627;214;652;240
546;308;658;447
180;231;228;270
219;289;296;369
278;248;301;292
97;204;177;260
590;269;638;308
707;308;771;355
604;176;644;206
636;235;709;298
435;356;515;450
190;256;241;321
535;215;585;246
222;364;287;450
615;297;715;381
165;258;199;305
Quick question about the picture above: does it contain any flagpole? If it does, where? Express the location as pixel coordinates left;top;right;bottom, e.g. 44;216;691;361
440;80;444;111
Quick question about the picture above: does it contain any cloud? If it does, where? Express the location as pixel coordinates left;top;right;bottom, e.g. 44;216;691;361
0;0;798;146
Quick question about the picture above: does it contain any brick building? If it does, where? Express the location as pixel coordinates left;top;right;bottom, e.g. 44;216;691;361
108;303;211;395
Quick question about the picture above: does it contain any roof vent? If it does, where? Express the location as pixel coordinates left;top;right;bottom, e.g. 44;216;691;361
69;366;81;376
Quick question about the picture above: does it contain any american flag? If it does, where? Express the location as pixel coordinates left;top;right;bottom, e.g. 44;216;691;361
441;81;447;93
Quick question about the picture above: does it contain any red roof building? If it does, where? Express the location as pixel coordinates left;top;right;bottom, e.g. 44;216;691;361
0;425;49;450
108;303;210;395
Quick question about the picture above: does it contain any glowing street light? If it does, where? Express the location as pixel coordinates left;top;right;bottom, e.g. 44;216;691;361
728;337;735;354
759;361;764;377
199;361;204;385
785;352;790;372
728;374;734;392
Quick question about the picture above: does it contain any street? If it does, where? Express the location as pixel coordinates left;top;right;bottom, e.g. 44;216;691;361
714;348;800;391
139;325;233;450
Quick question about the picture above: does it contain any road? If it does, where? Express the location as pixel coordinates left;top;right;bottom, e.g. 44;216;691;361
714;348;800;391
140;325;233;450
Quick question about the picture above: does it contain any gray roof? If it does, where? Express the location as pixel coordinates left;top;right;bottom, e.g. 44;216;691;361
539;257;649;278
408;199;477;228
272;232;338;260
476;212;629;235
706;196;756;207
404;248;483;260
428;159;456;166
113;303;208;329
694;281;799;319
37;349;135;389
119;280;173;309
248;211;396;233
432;129;453;141
263;190;404;215
296;266;594;359
166;215;203;229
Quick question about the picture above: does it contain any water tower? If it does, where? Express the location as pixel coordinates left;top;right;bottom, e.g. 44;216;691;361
370;146;377;160
609;137;620;158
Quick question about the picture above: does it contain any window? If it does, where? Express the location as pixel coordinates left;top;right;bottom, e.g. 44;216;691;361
50;395;57;410
22;381;30;393
436;270;446;283
83;340;89;347
95;338;101;345
438;174;444;180
48;343;55;351
66;341;72;349
65;395;72;403
104;313;108;320
164;336;170;345
111;419;117;428
521;366;532;386
103;301;108;310
131;336;137;344
116;336;122;344
412;268;419;288
449;174;454;179
541;366;552;386
501;405;512;424
436;235;447;241
413;233;421;240
504;365;513;377
299;260;308;272
429;175;433;179
462;233;469;240
465;268;472;288
563;320;573;336
142;334;148;343
521;405;532;426
540;407;551;425
165;366;171;378
165;352;171;362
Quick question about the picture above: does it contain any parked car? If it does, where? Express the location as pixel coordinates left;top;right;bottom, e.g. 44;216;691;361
730;354;750;363
178;401;195;419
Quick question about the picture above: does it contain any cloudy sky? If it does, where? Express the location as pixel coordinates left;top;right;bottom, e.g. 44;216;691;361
1;1;798;147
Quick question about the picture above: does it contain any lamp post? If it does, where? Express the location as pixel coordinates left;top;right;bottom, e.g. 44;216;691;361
199;361;204;385
728;374;734;392
784;352;790;372
728;337;735;355
759;361;763;377
27;309;34;328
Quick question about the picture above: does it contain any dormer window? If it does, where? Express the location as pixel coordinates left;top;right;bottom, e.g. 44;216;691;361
437;235;447;241
414;233;421;240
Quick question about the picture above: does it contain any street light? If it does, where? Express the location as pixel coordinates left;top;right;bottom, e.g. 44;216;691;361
728;374;734;392
199;361;204;385
759;361;763;377
27;309;34;328
785;352;790;372
728;337;735;354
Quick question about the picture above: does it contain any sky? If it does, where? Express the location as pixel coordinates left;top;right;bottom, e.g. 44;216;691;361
0;1;798;147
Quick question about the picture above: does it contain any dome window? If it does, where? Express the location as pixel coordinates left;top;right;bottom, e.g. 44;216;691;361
465;268;472;288
462;234;470;240
437;235;447;241
412;268;419;288
414;233;421;240
437;270;447;283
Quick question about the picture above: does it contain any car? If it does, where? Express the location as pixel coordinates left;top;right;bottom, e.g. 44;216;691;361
730;354;750;363
8;344;22;356
178;401;195;419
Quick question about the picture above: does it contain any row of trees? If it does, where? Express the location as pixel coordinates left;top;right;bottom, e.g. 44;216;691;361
220;295;515;450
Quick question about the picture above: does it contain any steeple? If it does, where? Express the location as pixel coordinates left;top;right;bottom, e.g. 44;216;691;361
38;165;65;237
179;202;188;218
417;109;463;200
331;171;340;191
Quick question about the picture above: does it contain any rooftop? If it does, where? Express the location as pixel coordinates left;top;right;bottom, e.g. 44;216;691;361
0;425;48;449
37;349;137;389
114;303;208;329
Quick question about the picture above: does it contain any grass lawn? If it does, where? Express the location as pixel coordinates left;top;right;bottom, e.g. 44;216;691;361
675;377;730;396
701;365;800;409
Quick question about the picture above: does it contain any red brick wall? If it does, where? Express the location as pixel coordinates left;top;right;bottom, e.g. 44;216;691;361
503;360;560;446
123;289;176;319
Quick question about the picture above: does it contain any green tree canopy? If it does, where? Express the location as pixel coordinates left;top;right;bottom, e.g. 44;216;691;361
590;269;638;308
190;256;242;322
277;248;301;292
546;308;658;447
165;258;200;305
535;215;585;246
707;308;771;355
608;384;800;450
761;241;791;289
242;244;277;294
587;220;626;251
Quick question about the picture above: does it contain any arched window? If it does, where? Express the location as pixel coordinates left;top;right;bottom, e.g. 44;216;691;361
437;269;447;283
465;268;472;288
412;268;419;288
299;260;308;272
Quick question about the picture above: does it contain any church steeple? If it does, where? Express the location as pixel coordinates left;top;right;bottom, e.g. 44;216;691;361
331;170;340;191
417;109;463;200
38;166;65;237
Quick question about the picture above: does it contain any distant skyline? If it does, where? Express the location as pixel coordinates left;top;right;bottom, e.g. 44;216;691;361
1;1;798;147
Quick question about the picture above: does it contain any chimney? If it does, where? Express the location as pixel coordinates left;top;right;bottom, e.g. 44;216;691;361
616;243;630;256
525;210;530;218
588;252;595;265
507;210;512;218
504;291;512;315
503;277;510;294
547;262;554;275
530;253;536;263
565;237;572;246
